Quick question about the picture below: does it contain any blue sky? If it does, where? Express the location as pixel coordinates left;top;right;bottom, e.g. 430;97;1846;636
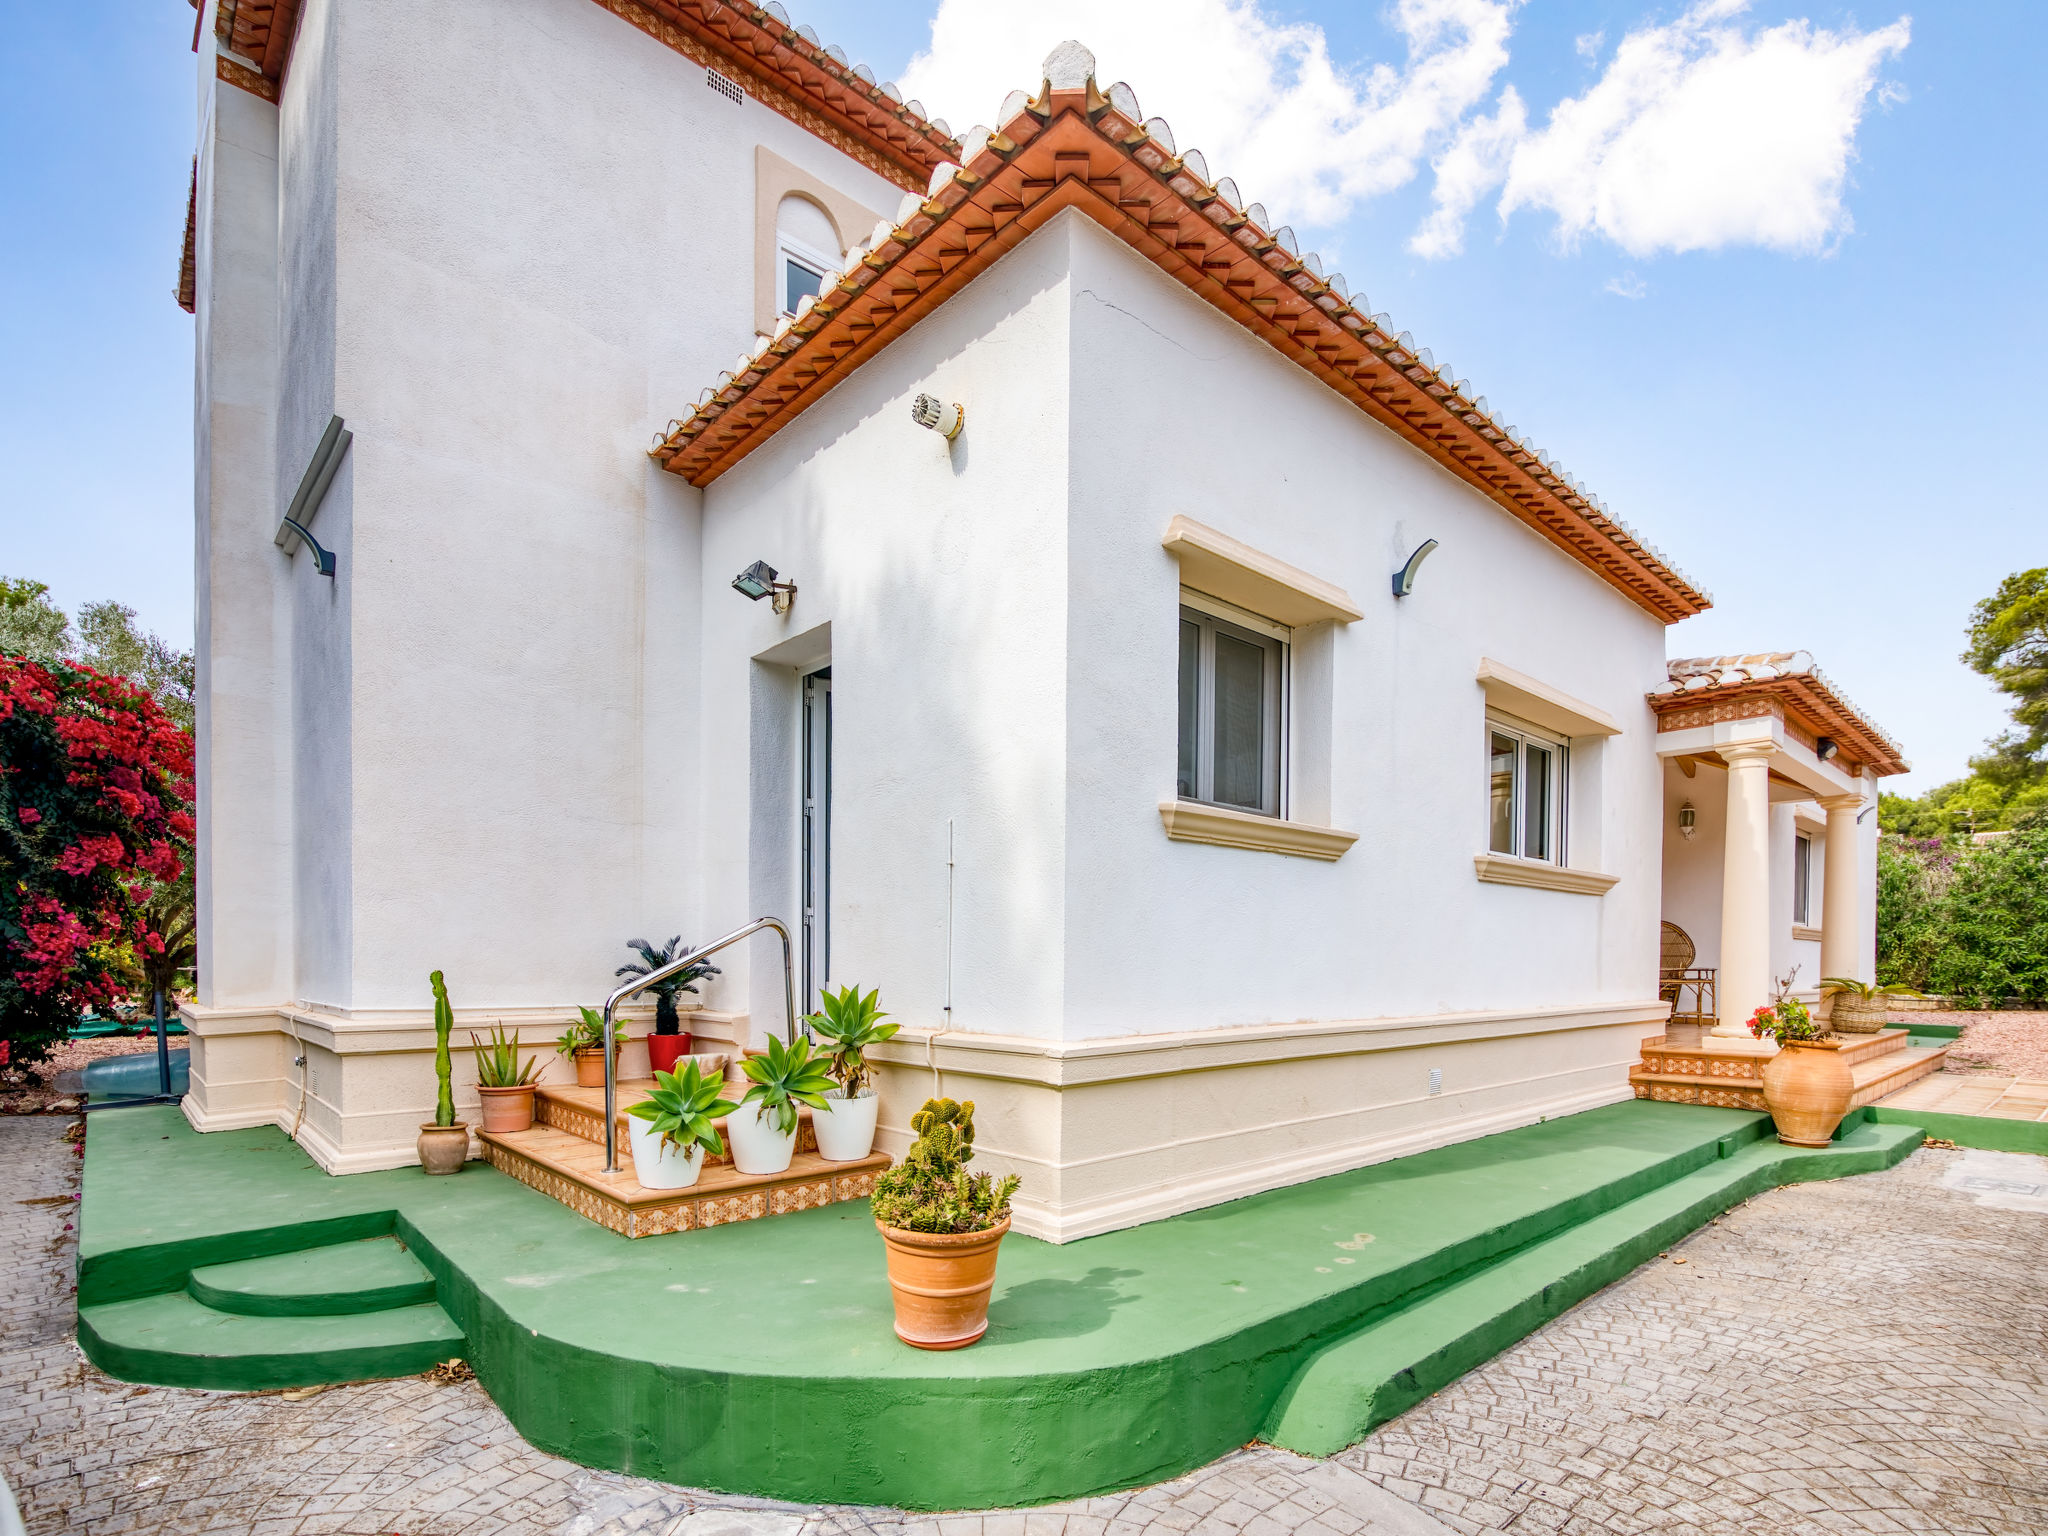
1;1;2039;794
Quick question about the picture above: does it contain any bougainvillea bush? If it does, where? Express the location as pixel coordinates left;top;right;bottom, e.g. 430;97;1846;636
1;654;194;1068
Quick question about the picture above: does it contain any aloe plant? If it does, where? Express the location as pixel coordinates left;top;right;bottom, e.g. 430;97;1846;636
470;1022;543;1089
805;983;899;1099
739;1033;835;1134
429;971;456;1128
627;1059;739;1157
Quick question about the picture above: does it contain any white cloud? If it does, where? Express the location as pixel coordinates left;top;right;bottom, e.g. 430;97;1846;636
1605;271;1648;299
899;0;1518;229
1411;86;1526;258
1497;2;1911;257
1575;30;1605;60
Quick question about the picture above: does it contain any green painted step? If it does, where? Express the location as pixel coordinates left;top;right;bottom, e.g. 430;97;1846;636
78;1290;463;1391
1264;1117;1926;1456
187;1235;437;1317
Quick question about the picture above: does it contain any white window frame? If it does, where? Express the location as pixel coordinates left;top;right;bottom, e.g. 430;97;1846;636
1487;712;1569;866
776;229;840;318
1178;589;1288;820
1793;832;1813;927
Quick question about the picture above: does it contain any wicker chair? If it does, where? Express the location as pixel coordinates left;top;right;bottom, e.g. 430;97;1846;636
1659;921;1717;1027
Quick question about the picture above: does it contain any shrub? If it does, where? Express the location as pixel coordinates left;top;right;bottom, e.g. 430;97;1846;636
1877;824;2048;1006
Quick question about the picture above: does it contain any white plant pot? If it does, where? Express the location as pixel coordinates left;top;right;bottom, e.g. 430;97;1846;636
812;1089;879;1161
626;1116;706;1190
726;1102;798;1175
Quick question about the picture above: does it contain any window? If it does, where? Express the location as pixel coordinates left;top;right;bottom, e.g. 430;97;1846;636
1793;833;1813;926
774;195;841;318
1178;600;1285;817
1487;717;1567;864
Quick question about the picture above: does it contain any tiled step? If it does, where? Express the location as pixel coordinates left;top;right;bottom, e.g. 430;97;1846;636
535;1079;822;1162
187;1235;436;1317
479;1121;888;1239
78;1290;463;1391
1631;1028;1948;1112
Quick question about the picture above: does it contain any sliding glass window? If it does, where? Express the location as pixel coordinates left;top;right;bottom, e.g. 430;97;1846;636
1178;602;1285;818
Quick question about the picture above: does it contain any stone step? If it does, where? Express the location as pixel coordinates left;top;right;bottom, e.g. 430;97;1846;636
187;1235;436;1317
478;1122;888;1239
534;1079;822;1161
1631;1029;1948;1113
78;1291;463;1391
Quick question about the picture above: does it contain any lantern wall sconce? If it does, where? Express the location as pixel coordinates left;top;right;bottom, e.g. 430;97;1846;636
732;560;797;615
911;393;964;440
1677;800;1697;840
1815;737;1839;762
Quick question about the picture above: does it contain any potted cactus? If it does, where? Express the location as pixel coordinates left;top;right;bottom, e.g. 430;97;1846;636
806;983;898;1161
728;1033;834;1174
558;1006;624;1088
416;971;469;1174
1822;977;1926;1034
470;1022;544;1133
624;1059;738;1190
872;1098;1019;1349
616;936;721;1076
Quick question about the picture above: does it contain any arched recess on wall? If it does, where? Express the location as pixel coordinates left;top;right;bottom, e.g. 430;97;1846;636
754;146;885;337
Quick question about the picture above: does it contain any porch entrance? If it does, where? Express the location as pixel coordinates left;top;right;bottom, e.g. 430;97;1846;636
802;667;831;1012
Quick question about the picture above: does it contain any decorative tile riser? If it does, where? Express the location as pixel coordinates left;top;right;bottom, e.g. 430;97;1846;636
1634;1083;1767;1111
481;1143;880;1239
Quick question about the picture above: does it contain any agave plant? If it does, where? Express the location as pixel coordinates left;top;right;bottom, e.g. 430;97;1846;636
805;984;899;1099
470;1022;543;1089
739;1033;835;1134
556;1004;616;1058
627;1059;738;1156
615;936;721;1036
1821;978;1926;1002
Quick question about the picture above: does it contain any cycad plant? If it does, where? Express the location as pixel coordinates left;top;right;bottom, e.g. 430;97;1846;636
469;1022;543;1089
738;1033;835;1134
627;1059;738;1157
871;1098;1019;1234
615;936;720;1036
806;983;899;1099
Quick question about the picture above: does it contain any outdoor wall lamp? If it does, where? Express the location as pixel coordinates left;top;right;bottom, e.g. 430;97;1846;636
279;518;336;579
911;393;965;440
1677;800;1697;839
732;560;797;615
1392;538;1439;597
1815;737;1840;762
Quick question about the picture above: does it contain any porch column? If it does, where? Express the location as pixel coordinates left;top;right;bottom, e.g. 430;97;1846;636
1818;792;1866;987
1714;742;1777;1036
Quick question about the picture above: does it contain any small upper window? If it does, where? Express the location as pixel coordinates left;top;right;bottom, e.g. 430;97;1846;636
1793;832;1813;926
774;195;841;318
1488;717;1567;864
1178;599;1284;818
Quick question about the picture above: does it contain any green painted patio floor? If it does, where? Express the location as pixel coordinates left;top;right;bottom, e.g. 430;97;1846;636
78;1102;1922;1509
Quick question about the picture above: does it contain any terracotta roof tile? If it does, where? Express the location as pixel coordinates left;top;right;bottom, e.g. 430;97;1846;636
1652;652;1907;775
652;42;1712;626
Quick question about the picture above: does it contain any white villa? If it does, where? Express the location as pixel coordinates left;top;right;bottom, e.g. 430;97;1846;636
180;0;1911;1242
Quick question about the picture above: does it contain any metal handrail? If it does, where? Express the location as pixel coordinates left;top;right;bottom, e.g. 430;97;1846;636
599;916;799;1175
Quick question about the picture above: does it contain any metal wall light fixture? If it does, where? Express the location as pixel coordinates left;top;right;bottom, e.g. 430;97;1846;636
1392;538;1439;598
1677;800;1697;839
911;393;964;440
1815;737;1840;762
279;518;337;578
732;560;797;615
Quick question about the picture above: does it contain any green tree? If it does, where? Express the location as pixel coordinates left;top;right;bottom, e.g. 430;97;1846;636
0;578;71;662
1965;568;2048;754
77;601;195;733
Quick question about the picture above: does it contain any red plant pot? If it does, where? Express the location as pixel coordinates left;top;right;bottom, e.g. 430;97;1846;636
646;1033;696;1076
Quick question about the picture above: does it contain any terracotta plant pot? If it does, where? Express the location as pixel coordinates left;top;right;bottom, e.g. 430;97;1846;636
1827;997;1889;1035
1761;1039;1855;1146
646;1032;696;1076
573;1045;619;1089
476;1084;535;1134
416;1122;470;1174
877;1216;1011;1350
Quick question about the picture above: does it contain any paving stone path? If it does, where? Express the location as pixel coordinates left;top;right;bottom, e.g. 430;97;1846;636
3;1115;2044;1536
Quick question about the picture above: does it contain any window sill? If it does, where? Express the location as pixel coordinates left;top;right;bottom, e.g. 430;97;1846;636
1159;800;1358;861
1473;854;1618;896
1792;925;1824;943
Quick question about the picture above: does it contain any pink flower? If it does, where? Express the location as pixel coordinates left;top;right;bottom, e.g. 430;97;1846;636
16;806;40;826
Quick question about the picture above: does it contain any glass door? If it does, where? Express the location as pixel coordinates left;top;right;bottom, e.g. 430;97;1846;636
801;668;832;1012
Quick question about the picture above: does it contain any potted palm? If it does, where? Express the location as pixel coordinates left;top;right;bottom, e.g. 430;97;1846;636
807;983;898;1161
1752;974;1852;1147
470;1022;544;1133
557;1006;624;1089
872;1098;1020;1350
1822;977;1926;1034
729;1033;834;1174
624;1059;737;1190
416;971;469;1174
616;936;721;1076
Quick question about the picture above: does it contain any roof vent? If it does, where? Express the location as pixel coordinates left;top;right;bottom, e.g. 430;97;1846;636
705;68;743;105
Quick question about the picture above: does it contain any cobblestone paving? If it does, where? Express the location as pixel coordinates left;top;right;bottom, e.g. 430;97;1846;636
4;1115;2044;1535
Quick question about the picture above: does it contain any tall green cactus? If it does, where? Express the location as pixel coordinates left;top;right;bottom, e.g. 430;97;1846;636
430;970;456;1128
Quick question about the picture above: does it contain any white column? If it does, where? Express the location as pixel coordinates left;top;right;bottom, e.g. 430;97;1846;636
1714;742;1777;1036
1818;793;1865;987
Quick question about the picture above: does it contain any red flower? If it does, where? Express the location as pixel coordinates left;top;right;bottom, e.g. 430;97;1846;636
16;806;39;825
